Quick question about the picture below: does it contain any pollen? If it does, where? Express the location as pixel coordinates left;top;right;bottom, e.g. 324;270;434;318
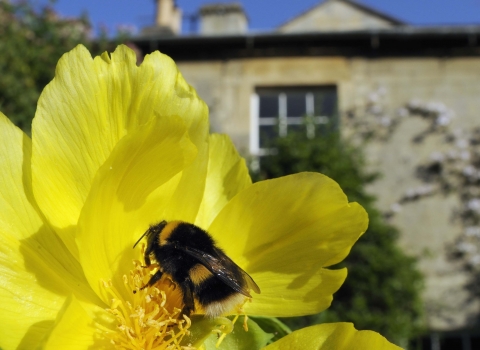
102;260;193;350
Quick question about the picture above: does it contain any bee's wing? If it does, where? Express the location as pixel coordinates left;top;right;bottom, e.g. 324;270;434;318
180;246;260;297
211;247;261;295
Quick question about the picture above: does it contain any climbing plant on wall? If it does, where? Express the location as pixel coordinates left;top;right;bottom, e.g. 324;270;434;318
345;87;480;274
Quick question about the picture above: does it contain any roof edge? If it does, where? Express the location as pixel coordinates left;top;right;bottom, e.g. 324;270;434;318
342;0;405;25
277;0;406;30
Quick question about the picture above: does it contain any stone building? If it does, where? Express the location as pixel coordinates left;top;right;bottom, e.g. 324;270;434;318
132;0;480;348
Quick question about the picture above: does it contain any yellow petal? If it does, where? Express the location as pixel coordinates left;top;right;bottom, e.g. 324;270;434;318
250;268;347;317
208;173;368;316
196;134;252;228
263;323;402;350
32;44;208;257
42;295;114;349
160;122;209;223
141;51;210;224
0;113;98;350
76;116;197;303
0;112;42;251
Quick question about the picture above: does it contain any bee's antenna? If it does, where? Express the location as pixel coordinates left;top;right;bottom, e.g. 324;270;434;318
133;228;150;249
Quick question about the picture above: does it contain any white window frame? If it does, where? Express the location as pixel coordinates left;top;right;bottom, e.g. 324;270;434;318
249;87;336;156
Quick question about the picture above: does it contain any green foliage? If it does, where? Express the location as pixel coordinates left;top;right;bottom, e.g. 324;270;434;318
250;316;292;344
253;132;424;345
0;0;119;133
186;316;273;350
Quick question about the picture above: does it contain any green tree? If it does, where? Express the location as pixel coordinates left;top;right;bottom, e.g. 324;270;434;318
253;131;424;346
0;0;115;133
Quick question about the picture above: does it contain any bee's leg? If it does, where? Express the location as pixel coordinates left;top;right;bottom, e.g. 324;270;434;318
139;270;163;291
143;254;152;267
180;278;195;317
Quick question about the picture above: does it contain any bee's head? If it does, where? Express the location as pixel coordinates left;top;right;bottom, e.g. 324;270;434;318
133;220;168;249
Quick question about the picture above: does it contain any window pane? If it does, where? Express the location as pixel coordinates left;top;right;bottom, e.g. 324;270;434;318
314;90;337;117
472;336;480;349
256;86;338;152
287;93;306;117
420;336;432;350
314;89;338;132
259;95;278;118
259;125;277;148
440;337;463;350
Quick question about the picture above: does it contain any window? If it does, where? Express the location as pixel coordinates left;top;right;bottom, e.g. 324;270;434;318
250;86;338;155
409;333;480;350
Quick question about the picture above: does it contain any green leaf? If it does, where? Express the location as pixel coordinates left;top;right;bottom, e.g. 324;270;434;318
202;316;273;350
182;316;234;347
250;316;291;343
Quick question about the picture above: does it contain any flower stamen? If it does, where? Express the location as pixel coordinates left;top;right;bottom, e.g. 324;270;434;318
102;260;191;349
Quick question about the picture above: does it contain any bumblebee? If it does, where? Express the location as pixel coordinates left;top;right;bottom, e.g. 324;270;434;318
133;220;260;317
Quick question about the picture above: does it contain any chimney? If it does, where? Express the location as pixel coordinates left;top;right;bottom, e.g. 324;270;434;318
142;0;181;36
199;3;248;35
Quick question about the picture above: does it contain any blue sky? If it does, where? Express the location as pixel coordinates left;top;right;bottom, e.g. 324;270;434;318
38;0;480;36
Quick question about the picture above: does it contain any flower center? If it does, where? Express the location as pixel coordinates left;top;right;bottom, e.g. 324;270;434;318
102;260;192;349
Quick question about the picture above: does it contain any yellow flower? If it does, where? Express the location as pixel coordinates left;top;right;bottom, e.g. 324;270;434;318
264;323;403;349
0;45;400;349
